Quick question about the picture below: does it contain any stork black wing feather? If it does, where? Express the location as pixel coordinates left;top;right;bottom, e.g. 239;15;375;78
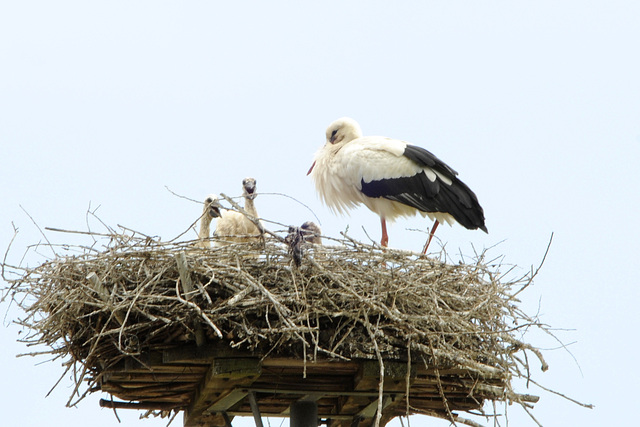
361;172;487;232
403;144;458;177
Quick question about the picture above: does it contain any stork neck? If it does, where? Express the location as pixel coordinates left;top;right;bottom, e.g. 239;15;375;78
244;197;257;217
199;214;212;239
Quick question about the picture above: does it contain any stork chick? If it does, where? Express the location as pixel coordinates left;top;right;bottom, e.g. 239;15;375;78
214;177;262;245
285;221;322;267
195;194;221;248
300;221;322;245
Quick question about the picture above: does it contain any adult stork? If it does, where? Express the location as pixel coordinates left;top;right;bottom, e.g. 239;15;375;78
307;117;487;253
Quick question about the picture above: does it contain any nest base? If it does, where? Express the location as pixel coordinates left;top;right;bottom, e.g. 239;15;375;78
99;341;527;427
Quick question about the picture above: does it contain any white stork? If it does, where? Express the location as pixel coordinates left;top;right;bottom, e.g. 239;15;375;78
307;117;487;253
196;194;221;248
300;221;322;245
285;221;323;267
214;177;262;245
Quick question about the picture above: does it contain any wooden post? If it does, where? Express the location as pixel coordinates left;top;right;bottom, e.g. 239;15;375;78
175;251;205;346
290;401;318;427
176;251;196;298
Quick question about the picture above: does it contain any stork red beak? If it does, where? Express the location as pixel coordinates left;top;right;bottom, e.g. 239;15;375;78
307;161;316;175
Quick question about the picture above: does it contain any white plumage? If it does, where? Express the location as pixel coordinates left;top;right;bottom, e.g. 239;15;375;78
308;117;487;253
195;194;221;249
214;177;262;245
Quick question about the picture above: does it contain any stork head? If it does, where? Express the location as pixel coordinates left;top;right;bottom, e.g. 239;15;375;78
242;177;257;200
308;118;364;176
325;117;363;145
204;194;221;218
300;221;322;244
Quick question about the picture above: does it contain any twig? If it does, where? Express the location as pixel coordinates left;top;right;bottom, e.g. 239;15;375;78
258;192;322;225
20;205;56;257
174;280;223;339
511;233;553;299
528;378;594;409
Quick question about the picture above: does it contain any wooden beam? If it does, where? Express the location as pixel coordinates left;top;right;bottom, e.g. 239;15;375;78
357;396;392;418
99;399;177;411
243;388;387;398
184;357;261;427
207;389;248;412
163;342;255;365
123;351;164;371
350;415;363;427
227;411;355;421
337;361;408;416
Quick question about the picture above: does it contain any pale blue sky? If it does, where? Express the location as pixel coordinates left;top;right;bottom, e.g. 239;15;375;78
2;1;639;426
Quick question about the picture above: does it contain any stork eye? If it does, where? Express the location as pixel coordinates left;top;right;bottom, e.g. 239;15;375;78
330;129;339;143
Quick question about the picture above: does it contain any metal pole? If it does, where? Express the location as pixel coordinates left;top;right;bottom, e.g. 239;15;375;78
290;400;318;427
248;391;264;427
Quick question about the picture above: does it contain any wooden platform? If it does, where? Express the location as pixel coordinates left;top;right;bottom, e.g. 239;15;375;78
98;342;521;426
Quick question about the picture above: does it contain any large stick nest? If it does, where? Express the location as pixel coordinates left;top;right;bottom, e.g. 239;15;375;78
2;221;551;422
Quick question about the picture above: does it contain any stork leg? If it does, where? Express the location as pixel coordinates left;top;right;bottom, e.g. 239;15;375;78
422;220;440;254
380;218;389;248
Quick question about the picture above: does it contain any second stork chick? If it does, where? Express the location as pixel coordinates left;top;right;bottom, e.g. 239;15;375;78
300;221;322;245
196;194;221;248
286;221;322;267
